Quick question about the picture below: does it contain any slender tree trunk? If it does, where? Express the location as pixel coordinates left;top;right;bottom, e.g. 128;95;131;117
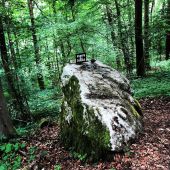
144;0;150;69
66;37;72;57
1;0;31;119
79;38;86;53
6;25;18;69
70;0;75;21
52;0;57;14
135;0;145;76
157;1;166;59
114;0;131;75
166;0;170;60
105;4;121;70
0;16;31;120
127;0;135;68
13;30;21;67
7;24;29;111
2;0;20;68
0;79;16;138
106;5;115;42
51;1;62;82
150;0;155;21
166;34;170;60
27;0;45;90
45;39;52;70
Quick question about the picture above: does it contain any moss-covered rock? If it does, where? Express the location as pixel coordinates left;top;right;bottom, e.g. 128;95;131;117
60;61;143;160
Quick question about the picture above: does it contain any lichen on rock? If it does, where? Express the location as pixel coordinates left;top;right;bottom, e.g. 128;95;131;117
60;61;143;160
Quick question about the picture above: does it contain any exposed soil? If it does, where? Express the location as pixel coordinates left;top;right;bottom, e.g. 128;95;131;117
20;97;170;170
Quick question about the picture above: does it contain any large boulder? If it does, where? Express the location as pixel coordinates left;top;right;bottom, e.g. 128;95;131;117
60;61;143;160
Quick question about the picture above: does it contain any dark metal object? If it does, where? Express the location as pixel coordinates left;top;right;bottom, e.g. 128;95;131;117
91;58;96;63
76;53;86;64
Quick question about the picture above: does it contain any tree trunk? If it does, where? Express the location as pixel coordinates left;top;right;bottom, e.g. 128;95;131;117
135;0;145;76
27;0;45;90
0;16;30;120
166;0;170;60
0;79;15;138
79;38;86;53
13;30;21;67
106;4;115;43
114;0;131;75
6;23;18;69
166;34;170;60
144;0;150;69
51;1;62;83
150;0;155;21
127;0;135;70
105;4;121;70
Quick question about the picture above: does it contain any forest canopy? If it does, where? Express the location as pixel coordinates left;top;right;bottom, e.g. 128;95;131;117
0;0;170;169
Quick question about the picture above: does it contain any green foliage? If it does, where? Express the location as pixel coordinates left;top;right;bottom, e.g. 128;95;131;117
70;151;87;161
131;71;170;98
0;0;170;167
28;146;37;163
0;143;26;170
0;142;38;170
54;164;62;170
29;88;62;118
16;127;29;136
1;0;169;123
0;135;7;142
151;59;170;71
16;122;38;137
0;164;7;170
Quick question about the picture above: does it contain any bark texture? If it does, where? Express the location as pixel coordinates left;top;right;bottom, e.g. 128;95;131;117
114;0;131;74
135;0;145;76
28;0;45;90
166;0;170;60
0;79;15;138
144;0;150;69
0;16;30;118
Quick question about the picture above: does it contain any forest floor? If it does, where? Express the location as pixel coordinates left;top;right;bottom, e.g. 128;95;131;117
19;97;170;170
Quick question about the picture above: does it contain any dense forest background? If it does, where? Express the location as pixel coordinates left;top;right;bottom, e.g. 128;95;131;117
0;0;170;169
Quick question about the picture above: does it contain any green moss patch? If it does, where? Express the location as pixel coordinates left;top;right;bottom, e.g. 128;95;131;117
60;76;111;161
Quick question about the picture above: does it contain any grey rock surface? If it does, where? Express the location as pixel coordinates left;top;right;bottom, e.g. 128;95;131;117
60;61;143;158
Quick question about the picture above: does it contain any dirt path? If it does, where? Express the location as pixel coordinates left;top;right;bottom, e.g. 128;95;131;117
21;97;170;170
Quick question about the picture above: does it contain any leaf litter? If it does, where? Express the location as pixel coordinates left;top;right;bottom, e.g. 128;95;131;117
19;97;170;170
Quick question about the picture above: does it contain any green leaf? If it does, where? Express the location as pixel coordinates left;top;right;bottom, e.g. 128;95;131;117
5;144;12;153
54;164;61;170
0;145;6;151
14;143;19;151
2;155;8;161
21;143;26;149
13;156;21;170
0;164;7;170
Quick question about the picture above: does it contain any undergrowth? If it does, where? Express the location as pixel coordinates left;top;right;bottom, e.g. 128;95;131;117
1;64;170;169
28;87;62;119
0;142;38;170
0;87;62;170
131;71;170;99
